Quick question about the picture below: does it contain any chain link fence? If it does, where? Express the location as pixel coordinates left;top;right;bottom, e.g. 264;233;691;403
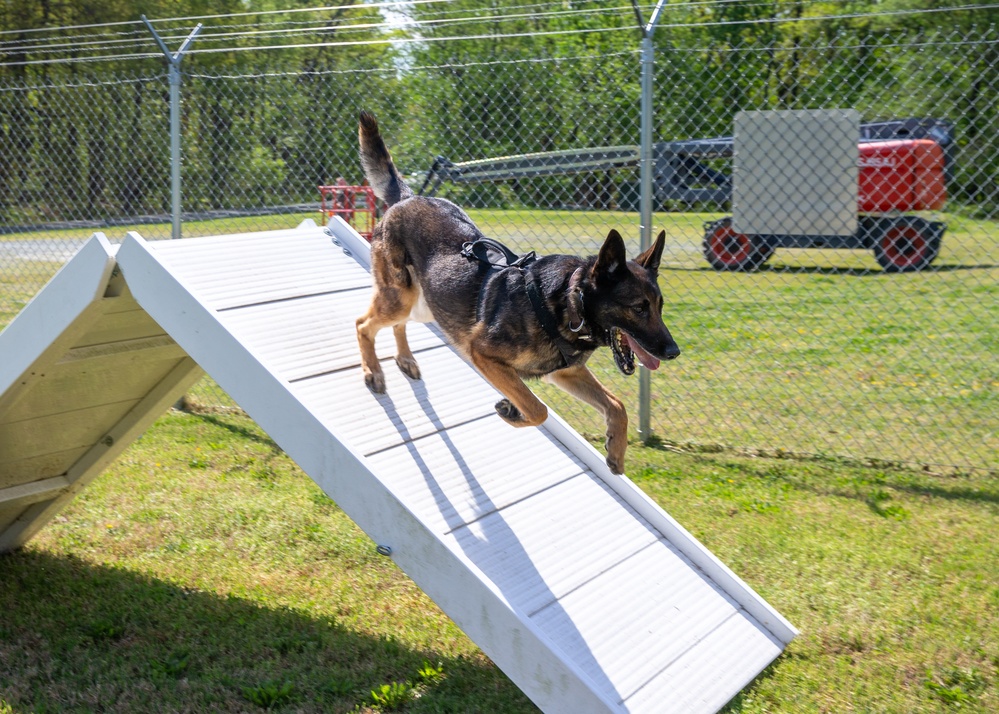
1;15;996;474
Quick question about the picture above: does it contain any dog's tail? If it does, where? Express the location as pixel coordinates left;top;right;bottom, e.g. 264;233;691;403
358;111;413;207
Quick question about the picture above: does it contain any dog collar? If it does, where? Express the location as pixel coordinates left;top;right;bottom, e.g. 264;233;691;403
525;268;599;369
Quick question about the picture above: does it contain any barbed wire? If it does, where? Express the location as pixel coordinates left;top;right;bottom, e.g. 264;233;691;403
0;71;165;93
0;2;640;56
185;47;639;80
0;22;638;67
2;2;996;67
664;25;998;53
1;0;871;52
654;2;999;30
156;4;641;47
0;1;445;37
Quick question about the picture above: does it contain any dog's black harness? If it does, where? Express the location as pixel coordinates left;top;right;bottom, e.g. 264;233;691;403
461;238;599;369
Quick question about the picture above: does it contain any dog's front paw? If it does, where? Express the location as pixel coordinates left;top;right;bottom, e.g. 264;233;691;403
364;370;386;394
605;436;625;475
395;355;421;381
495;399;523;424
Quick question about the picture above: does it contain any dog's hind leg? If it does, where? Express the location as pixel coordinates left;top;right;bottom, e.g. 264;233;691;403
356;297;420;393
357;237;422;394
544;365;628;474
470;351;548;428
356;306;393;394
393;323;421;381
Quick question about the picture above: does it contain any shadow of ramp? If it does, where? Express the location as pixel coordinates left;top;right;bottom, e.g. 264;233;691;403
0;549;537;713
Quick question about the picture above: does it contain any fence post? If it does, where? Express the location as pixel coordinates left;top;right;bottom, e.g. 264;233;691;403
635;0;667;443
142;16;202;240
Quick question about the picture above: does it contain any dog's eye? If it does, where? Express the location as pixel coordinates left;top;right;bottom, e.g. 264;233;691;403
634;300;649;315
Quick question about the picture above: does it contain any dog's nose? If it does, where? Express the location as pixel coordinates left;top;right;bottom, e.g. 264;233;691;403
664;344;680;360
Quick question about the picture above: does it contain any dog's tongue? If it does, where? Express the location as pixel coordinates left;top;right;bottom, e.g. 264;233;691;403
625;333;660;371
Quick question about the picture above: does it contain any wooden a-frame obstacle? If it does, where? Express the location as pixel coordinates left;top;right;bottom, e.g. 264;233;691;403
0;219;797;713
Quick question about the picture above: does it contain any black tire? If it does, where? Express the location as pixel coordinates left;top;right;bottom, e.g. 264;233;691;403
703;218;772;271
871;216;941;272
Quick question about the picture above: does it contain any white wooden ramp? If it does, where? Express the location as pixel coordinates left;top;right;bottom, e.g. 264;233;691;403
0;219;797;713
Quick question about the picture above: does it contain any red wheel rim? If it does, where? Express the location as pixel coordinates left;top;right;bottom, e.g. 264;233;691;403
881;225;928;268
708;224;752;266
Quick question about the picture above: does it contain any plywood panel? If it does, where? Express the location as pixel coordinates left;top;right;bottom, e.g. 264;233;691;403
2;354;185;424
0;400;140;463
73;307;167;347
0;446;90;490
0;507;26;536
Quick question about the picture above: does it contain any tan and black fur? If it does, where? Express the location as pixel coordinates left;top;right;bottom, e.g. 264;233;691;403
355;112;679;474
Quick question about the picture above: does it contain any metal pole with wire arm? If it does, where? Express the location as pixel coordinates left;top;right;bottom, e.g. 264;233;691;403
142;15;202;241
632;0;668;443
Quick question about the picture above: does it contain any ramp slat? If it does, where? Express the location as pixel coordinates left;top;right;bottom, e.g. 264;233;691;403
445;474;661;618
531;540;776;707
147;228;371;308
294;348;498;456
623;615;784;713
217;289;441;380
366;419;588;535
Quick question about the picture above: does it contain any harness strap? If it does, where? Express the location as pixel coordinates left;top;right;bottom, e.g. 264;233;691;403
525;269;598;369
461;237;598;369
461;239;536;270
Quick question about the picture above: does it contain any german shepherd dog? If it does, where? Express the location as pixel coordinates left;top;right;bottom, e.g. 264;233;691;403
355;112;680;474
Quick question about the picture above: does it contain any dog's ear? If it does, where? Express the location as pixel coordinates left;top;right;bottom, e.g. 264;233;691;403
592;229;628;282
635;230;666;274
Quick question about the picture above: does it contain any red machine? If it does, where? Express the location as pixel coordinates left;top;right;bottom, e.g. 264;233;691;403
858;139;946;213
704;132;950;273
319;179;379;240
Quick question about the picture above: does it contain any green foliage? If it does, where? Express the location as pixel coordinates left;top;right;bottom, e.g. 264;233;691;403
151;650;191;678
84;617;126;643
363;657;445;709
367;681;415;710
415;660;445;686
242;680;296;709
925;667;988;706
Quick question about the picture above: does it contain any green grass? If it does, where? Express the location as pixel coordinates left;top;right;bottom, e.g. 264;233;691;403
0;212;320;243
2;208;997;472
0;409;996;712
464;208;999;472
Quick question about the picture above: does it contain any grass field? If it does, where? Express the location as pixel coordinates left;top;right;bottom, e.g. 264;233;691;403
0;410;996;713
2;208;997;472
1;208;997;711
